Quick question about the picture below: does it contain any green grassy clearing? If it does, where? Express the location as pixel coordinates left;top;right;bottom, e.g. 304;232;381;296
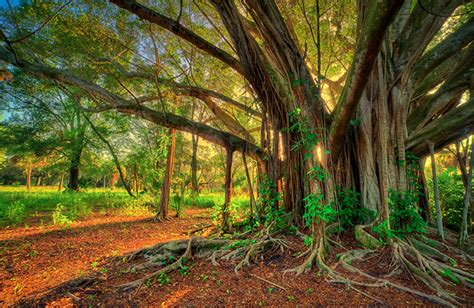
0;186;250;227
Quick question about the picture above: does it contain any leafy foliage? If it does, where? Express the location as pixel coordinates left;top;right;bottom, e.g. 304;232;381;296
427;167;464;231
257;176;286;230
388;189;427;237
336;187;374;228
303;193;336;226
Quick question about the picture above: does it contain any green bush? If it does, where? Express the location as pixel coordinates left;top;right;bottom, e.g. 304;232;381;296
2;200;27;225
388;189;426;237
337;187;375;228
52;203;73;226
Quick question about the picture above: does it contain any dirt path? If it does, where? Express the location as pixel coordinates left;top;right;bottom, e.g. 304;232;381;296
0;208;211;305
2;209;473;306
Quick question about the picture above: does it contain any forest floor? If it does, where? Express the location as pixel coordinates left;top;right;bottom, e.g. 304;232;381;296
1;207;473;307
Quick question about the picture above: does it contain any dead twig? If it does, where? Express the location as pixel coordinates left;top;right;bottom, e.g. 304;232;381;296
250;273;288;291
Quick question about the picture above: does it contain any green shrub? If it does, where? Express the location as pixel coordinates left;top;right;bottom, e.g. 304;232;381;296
4;200;27;225
337;187;375;228
388;189;426;237
117;200;151;216
52;203;73;226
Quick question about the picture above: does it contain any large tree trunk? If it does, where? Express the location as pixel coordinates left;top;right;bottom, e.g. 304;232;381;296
67;145;83;191
157;128;176;220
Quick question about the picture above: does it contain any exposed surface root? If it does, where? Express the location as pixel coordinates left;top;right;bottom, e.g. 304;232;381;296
117;229;291;290
112;226;472;306
389;238;473;304
331;235;474;306
210;229;289;274
284;239;325;275
117;238;195;291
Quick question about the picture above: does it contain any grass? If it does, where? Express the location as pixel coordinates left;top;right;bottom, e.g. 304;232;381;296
0;186;152;227
179;192;249;210
0;186;251;227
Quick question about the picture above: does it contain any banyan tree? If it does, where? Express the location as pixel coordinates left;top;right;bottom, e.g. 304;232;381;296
0;0;473;304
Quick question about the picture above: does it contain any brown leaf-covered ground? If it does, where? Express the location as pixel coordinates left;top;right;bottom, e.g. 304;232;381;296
1;209;473;307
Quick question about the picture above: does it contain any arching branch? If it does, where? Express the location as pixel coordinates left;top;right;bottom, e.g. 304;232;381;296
407;59;473;132
410;16;474;85
406;98;474;157
108;0;243;75
124;70;260;116
0;48;263;161
394;0;462;70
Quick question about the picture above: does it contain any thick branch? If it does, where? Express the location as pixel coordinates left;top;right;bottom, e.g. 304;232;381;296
406;99;474;157
407;59;473;132
329;0;403;162
108;0;243;74
413;49;464;98
0;49;263;160
411;16;474;85
394;0;461;70
198;95;255;143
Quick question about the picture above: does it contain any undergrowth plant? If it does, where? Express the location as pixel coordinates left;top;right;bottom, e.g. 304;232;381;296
336;187;375;228
52;203;73;226
2;200;26;226
373;152;427;240
257;176;285;230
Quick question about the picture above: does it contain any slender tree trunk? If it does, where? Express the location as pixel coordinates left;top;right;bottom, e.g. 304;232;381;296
58;173;64;192
157;128;176;220
134;164;139;193
191;134;199;196
222;148;233;233
26;161;32;192
84;114;134;197
429;142;444;240
35;175;41;186
458;139;473;247
417;159;432;223
243;149;259;223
